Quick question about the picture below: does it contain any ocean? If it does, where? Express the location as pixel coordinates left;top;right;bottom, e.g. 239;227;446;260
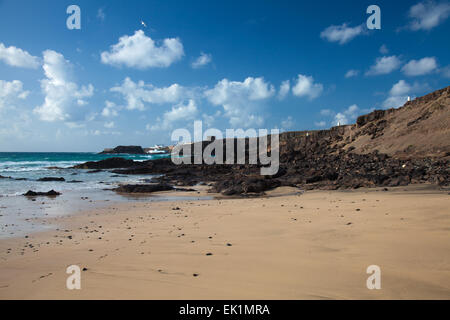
0;152;169;196
0;152;179;238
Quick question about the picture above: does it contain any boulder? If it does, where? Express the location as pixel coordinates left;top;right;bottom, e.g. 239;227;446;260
38;177;65;182
23;190;61;196
113;184;174;193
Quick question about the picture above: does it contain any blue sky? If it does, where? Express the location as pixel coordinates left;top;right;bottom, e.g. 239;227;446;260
0;0;449;152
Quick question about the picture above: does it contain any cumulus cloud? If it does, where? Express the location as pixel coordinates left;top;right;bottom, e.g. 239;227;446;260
191;52;212;69
66;122;86;129
34;50;94;122
366;55;402;76
104;121;115;128
383;79;429;109
205;77;275;127
0;80;29;109
345;69;359;78
0;43;40;69
101;100;119;117
333;104;359;126
389;80;412;96
320;23;365;44
111;77;190;111
147;99;198;131
320;109;334;116
292;74;323;100
278;80;290;100
382;96;410;109
319;104;361;126
314;121;327;128
406;1;450;31
281;116;294;131
202;112;220;127
401;57;437;76
101;30;184;69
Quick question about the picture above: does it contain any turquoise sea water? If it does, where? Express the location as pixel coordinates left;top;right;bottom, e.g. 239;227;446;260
0;152;182;238
0;152;169;196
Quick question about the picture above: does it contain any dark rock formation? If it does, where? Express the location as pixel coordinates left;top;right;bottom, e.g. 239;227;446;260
72;87;450;196
113;184;174;193
23;190;61;196
73;157;135;169
100;146;145;154
38;177;65;182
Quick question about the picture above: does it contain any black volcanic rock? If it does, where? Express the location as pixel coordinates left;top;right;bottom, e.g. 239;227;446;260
73;157;136;169
24;190;61;196
113;184;174;193
38;177;65;182
69;87;450;195
100;146;145;154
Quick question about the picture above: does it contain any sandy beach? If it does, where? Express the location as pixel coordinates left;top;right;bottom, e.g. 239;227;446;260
0;185;449;300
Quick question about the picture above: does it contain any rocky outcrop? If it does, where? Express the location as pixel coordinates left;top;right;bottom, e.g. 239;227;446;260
23;190;61;196
100;146;145;154
113;184;174;193
38;177;65;182
73;157;136;169
73;87;449;196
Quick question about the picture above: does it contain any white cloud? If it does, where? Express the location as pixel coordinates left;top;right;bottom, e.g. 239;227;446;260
366;55;402;76
164;99;198;123
111;77;190;111
319;104;361;126
345;69;359;78
406;1;450;31
333;104;359;125
202;112;218;127
441;65;450;78
101;100;119;117
334;113;348;126
379;44;389;54
320;109;334;116
205;77;274;127
0;43;40;69
320;23;365;44
0;80;29;109
148;99;198;131
278;80;290;100
281;116;294;131
101;30;184;69
34;50;94;122
389;80;412;96
191;52;212;68
97;8;106;21
401;57;437;76
382;79;430;109
292;74;323;100
382;95;410;109
104;121;115;128
66;122;85;129
314;121;327;128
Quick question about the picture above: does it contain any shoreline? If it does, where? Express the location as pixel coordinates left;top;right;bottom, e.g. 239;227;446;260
1;184;449;299
0;186;213;240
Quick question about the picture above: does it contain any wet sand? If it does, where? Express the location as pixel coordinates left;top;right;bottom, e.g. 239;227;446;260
0;185;449;299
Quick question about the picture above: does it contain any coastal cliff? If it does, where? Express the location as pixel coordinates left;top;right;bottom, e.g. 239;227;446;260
79;86;449;195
